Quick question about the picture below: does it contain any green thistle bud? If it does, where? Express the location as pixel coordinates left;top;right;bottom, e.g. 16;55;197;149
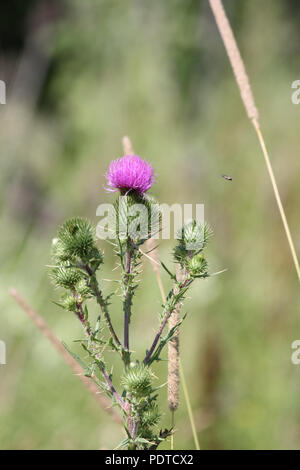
180;220;212;252
61;295;78;312
57;217;97;262
75;279;93;298
174;220;213;266
51;265;82;290
188;253;208;278
140;405;160;427
51;238;69;262
88;246;104;270
122;363;153;397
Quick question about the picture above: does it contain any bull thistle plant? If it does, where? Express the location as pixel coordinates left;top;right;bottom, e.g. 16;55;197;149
49;153;212;450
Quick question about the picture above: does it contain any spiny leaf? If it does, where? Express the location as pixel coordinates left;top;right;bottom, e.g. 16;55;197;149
160;262;176;280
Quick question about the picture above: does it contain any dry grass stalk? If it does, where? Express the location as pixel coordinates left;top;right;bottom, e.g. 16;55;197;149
122;135;134;155
10;287;122;424
167;266;182;413
208;0;258;121
209;0;300;283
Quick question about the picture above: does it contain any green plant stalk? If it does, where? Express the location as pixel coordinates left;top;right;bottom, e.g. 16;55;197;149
101;366;128;413
179;358;200;450
122;244;139;440
123;248;132;354
144;279;192;365
85;265;122;349
144;308;174;365
171;410;175;450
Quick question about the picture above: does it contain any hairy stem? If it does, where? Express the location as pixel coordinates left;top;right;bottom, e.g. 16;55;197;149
74;296;128;415
101;366;128;413
73;290;91;337
144;308;172;364
85;265;122;349
126;400;139;447
123;249;132;352
144;278;191;365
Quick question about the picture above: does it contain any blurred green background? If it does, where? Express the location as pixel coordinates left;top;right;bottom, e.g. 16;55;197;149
1;0;300;450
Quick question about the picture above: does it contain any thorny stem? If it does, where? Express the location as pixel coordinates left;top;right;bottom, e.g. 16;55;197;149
101;367;128;413
73;290;91;337
84;264;122;349
144;278;192;365
75;299;128;415
82;262;138;429
94;280;121;347
123;249;132;353
126;400;139;446
143;308;173;365
122;242;141;443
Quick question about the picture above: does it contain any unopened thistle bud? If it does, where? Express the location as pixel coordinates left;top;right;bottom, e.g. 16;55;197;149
188;253;208;278
122;363;154;397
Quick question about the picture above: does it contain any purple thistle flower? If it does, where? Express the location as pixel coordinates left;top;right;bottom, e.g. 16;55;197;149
105;155;156;195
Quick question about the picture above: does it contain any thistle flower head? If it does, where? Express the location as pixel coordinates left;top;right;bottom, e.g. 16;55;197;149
105;155;156;195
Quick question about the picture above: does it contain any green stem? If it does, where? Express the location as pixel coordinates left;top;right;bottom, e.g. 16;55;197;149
171;410;175;450
86;267;122;349
144;307;173;365
72;290;91;337
123;250;132;352
179;358;200;450
101;366;128;413
74;302;128;415
121;243;136;367
144;279;192;365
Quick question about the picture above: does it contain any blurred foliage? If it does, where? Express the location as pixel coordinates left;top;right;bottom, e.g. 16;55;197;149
1;0;300;449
